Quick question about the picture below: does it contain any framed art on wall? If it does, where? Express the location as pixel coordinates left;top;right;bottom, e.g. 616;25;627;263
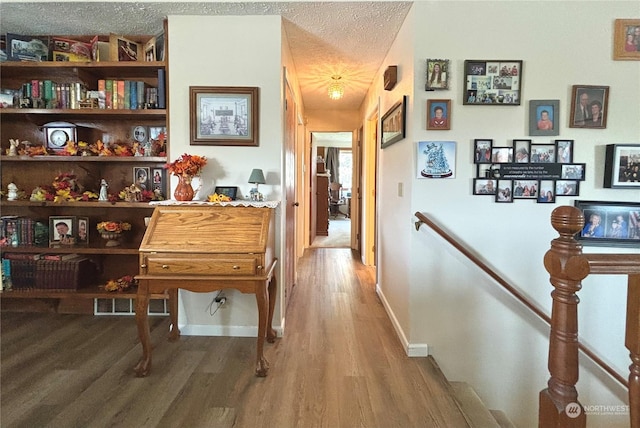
381;96;406;149
603;144;640;188
613;19;640;60
426;99;451;130
425;59;450;90
416;141;455;178
575;200;640;246
189;86;259;146
463;60;522;105
529;100;559;136
569;85;609;129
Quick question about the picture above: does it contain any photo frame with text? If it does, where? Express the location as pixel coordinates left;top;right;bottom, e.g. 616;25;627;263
575;200;640;247
426;99;451;130
613;19;640;61
603;144;640;189
463;60;522;105
425;59;450;90
381;96;407;149
529;100;559;136
190;86;259;146
569;85;609;129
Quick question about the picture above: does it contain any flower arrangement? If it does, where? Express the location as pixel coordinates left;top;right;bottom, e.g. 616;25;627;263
164;153;207;177
104;275;137;292
30;172;99;202
96;221;131;234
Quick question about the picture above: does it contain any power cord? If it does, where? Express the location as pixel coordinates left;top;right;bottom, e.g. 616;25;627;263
205;291;227;316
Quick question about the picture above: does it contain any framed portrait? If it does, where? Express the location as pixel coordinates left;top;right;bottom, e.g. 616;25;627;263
556;180;579;197
189;86;259;146
151;167;166;198
133;167;151;191
425;59;450;90
537;180;556;204
491;147;513;163
529;100;559;136
109;34;141;62
561;164;586;180
426;99;451;130
575;200;640;247
513;139;531;163
569;85;609;129
49;216;76;246
603;144;640;188
613;19;640;60
513;180;538;199
77;217;89;245
474;139;493;164
214;186;239;200
556;140;574;164
381;96;407;149
530;143;556;163
495;179;513;203
463;60;522;105
416;141;456;178
473;178;497;195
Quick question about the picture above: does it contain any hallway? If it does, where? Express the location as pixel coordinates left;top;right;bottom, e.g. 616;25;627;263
1;248;468;427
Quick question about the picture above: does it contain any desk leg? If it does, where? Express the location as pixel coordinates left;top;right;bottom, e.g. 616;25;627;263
254;281;270;377
168;288;180;342
267;275;277;343
134;281;152;377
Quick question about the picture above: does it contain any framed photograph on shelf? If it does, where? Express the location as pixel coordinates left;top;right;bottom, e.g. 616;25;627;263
151;167;166;197
189;86;259;146
381;96;407;149
603;144;640;188
109;34;141;62
426;99;451;130
425;59;450;90
463;60;522;105
613;19;640;61
133;167;151;191
537;180;556;203
569;85;609;129
530;143;556;163
575;200;640;246
529;100;559;136
49;216;76;246
214;186;239;200
556;140;574;164
77;217;89;245
474;139;493;163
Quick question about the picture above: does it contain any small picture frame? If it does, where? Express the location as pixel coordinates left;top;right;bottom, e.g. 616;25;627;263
561;164;586;180
381;96;407;149
49;216;76;246
425;59;450;90
133;167;151;191
473;178;497;195
491;147;513;163
513;139;531;163
556;180;579;197
109;34;141;62
556;140;574;164
537;180;556;203
575;200;640;246
426;99;451;130
603;144;640;188
513;180;538;199
77;217;89;245
569;85;609;129
189;86;259;146
463;60;522;105
613;19;640;61
529;100;559;136
474;139;493;163
530;143;556;163
496;179;513;203
151;167;166;197
214;186;239;200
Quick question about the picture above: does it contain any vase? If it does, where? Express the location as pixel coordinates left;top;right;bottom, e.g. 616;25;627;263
101;232;122;247
174;175;194;201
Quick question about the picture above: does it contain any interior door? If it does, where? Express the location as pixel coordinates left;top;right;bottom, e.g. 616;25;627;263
283;76;297;311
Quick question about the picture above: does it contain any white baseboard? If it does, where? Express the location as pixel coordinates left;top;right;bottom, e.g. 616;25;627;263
179;324;284;337
375;283;429;357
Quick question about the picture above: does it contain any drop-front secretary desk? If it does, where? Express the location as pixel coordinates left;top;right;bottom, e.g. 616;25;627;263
135;202;278;377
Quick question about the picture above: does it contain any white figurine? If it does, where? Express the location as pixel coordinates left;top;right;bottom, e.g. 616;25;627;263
8;139;19;156
99;179;109;201
7;183;18;200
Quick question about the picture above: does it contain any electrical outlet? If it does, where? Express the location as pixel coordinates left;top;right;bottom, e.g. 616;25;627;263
214;296;227;305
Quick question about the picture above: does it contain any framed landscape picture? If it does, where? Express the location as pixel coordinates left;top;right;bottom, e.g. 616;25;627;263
463;60;522;105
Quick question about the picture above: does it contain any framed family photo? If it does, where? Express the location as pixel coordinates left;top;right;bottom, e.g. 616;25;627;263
49;216;76;246
575;200;640;247
381;96;407;149
529;100;559;136
189;86;259;146
569;85;609;129
426;99;451;130
463;60;522;105
474;139;493;164
613;19;640;60
425;59;450;90
603;144;640;188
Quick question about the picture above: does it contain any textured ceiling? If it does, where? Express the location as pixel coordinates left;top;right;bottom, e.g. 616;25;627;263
0;1;412;111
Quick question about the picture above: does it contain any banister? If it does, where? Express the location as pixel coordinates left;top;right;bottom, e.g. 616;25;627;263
414;211;628;388
584;254;640;275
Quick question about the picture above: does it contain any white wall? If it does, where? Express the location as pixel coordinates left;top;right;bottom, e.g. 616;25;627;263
364;2;640;427
168;15;286;335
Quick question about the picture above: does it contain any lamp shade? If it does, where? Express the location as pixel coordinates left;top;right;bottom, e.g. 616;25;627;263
248;168;266;185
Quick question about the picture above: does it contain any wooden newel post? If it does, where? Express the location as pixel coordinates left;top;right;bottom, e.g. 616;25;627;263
539;206;590;428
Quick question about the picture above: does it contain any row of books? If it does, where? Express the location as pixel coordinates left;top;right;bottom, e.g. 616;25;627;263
1;216;49;247
19;80;86;109
2;254;97;291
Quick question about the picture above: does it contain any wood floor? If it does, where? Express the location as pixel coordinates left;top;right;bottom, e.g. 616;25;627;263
1;248;470;428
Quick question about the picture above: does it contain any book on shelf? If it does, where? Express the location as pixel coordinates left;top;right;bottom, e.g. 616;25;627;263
41;253;81;261
2;253;42;260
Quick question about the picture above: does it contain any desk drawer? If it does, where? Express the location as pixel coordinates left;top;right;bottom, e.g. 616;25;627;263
143;254;260;276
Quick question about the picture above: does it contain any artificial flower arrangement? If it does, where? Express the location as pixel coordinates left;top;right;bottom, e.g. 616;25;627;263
104;275;137;292
164;153;207;177
30;172;99;202
207;193;233;203
96;221;132;234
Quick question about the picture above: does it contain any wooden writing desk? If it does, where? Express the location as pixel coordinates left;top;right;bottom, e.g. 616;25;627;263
135;203;277;377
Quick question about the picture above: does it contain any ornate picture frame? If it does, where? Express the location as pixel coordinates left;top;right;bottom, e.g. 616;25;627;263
381;96;406;149
425;59;450;90
463;60;522;105
613;19;640;60
189;86;259;146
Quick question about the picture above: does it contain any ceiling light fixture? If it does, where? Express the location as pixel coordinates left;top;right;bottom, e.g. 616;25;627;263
328;75;344;100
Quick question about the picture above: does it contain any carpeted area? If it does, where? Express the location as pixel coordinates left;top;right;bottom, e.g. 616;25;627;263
311;218;351;248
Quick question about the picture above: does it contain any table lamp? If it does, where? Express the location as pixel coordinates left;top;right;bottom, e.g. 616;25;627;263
248;168;266;201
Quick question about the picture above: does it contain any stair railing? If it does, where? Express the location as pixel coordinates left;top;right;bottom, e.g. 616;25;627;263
539;206;639;428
